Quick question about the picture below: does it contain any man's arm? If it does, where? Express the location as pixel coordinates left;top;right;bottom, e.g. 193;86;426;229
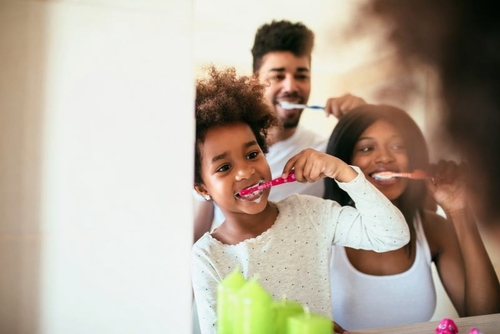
194;199;215;243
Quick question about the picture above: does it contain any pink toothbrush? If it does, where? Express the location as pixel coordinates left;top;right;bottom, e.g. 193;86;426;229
238;170;296;197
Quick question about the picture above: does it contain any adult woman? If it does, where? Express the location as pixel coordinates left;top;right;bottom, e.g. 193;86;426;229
324;104;500;330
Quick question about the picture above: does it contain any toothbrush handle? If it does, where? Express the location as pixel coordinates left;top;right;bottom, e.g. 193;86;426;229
307;105;325;110
239;171;296;196
270;170;296;186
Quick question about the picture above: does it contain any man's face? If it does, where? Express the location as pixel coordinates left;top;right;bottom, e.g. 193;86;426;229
257;51;311;129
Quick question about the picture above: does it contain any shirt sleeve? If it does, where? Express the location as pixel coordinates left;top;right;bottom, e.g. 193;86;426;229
298;166;410;252
191;242;219;334
316;166;410;252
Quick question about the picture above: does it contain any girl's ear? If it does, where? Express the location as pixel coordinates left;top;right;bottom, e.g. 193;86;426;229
194;184;208;198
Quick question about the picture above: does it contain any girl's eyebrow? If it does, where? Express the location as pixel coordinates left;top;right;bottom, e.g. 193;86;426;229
210;140;259;164
243;139;259;149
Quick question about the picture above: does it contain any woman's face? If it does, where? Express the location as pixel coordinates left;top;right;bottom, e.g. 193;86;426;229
351;120;410;201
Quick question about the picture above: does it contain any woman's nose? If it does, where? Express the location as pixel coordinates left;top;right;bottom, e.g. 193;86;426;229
235;166;255;181
375;149;395;164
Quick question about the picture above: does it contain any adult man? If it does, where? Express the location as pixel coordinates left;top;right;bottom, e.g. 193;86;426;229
193;20;365;241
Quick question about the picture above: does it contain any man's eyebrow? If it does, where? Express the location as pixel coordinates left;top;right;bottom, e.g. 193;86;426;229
210;140;259;164
267;67;310;73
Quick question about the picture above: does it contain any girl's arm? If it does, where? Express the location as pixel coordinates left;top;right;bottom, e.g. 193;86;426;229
284;149;410;251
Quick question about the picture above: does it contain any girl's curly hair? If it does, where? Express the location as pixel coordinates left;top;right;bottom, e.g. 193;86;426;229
194;66;279;185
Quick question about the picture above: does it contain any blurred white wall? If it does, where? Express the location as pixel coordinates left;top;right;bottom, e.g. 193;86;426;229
0;1;193;333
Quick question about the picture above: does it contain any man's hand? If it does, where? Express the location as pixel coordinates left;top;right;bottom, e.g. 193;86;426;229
325;93;366;119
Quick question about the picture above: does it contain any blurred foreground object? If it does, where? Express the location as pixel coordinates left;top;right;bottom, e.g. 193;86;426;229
357;0;500;230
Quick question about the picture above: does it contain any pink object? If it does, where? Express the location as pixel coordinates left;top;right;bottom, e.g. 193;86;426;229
238;170;296;197
468;328;482;334
436;318;459;334
373;169;431;181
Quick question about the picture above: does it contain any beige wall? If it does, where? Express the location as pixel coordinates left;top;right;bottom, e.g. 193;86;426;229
0;1;193;333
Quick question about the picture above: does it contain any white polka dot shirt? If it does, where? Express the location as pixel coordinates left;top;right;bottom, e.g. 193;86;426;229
191;167;409;334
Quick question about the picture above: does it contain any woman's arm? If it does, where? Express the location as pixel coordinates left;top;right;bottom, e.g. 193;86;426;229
427;160;500;315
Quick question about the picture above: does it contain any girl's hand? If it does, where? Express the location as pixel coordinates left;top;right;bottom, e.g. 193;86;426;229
282;148;357;183
427;160;468;213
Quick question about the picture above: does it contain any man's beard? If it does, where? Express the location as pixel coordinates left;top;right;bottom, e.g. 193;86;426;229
282;118;300;129
280;112;301;129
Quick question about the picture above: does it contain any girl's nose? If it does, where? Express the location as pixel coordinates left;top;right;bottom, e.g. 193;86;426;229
235;166;255;181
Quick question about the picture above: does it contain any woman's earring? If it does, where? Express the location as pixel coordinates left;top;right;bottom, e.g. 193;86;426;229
204;194;211;201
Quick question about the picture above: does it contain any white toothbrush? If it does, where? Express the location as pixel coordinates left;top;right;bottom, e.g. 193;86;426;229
279;101;324;110
372;170;432;181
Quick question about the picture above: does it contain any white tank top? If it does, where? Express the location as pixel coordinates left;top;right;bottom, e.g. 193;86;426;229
330;213;436;330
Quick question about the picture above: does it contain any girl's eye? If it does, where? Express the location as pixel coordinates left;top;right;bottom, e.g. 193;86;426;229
247;151;259;159
216;164;231;173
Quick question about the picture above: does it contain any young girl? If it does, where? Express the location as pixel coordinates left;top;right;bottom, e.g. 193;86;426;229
324;104;500;330
191;67;410;334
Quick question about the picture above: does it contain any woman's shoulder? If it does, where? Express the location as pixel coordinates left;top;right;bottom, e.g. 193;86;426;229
420;209;456;253
421;209;452;230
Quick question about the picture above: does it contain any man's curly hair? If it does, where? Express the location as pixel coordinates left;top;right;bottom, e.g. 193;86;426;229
251;20;314;72
194;66;279;185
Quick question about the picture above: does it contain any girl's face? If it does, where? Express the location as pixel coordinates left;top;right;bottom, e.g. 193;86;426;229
195;122;272;216
351;120;410;201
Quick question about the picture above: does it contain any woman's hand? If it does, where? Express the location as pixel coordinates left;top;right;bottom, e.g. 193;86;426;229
427;160;468;213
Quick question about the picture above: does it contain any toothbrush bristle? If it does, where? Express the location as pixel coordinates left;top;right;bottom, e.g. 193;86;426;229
279;101;303;109
373;171;394;180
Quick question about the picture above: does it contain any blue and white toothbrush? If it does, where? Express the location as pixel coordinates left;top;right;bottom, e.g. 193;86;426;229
280;101;325;110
